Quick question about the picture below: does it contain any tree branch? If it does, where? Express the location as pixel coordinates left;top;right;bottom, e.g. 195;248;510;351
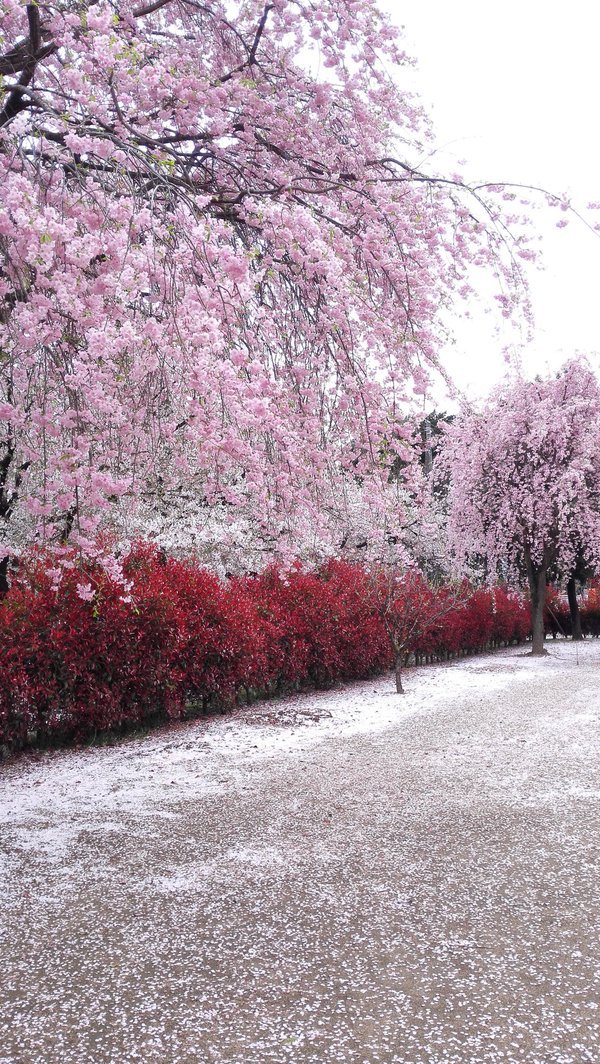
0;4;54;128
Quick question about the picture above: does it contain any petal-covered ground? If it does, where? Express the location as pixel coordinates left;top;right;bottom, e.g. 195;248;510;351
1;642;599;1064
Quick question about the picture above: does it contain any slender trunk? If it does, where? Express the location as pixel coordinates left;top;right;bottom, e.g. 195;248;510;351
528;562;547;655
0;556;8;597
422;418;433;475
394;652;404;694
567;575;583;641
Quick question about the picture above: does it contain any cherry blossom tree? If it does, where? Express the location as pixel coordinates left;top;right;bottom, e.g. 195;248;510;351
439;360;600;654
0;0;536;588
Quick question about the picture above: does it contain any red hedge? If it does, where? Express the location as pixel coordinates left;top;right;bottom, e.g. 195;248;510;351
544;586;600;638
0;546;530;751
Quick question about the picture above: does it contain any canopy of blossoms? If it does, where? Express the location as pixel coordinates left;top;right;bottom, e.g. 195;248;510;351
0;0;534;575
439;359;600;651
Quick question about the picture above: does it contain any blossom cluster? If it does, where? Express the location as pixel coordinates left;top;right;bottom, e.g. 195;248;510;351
440;360;600;579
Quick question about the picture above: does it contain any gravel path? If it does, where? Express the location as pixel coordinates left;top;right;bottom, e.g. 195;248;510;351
1;642;599;1064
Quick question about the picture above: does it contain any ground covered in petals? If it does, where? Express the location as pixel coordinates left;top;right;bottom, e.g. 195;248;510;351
1;642;599;1063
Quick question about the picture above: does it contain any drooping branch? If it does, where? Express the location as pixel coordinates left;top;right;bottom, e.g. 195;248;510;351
0;4;56;128
0;0;561;572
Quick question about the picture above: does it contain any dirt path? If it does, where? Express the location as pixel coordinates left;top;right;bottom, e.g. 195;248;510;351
1;643;599;1064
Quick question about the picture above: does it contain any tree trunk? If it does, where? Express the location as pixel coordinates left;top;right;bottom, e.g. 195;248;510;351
394;652;404;694
0;556;8;597
527;560;548;656
567;575;583;641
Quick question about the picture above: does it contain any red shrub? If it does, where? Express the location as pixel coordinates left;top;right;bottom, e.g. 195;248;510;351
492;586;531;644
581;589;600;636
0;545;531;752
0;549;184;743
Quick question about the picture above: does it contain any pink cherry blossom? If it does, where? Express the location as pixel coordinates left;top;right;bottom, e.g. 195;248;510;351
0;0;539;585
439;359;600;654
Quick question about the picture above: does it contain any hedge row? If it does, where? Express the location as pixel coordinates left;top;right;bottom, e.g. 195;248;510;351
0;546;531;752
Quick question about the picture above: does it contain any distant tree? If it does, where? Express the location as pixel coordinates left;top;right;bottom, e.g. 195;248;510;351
439;360;600;655
564;549;587;641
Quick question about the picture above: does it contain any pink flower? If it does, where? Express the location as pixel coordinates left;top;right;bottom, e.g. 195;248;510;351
76;583;96;602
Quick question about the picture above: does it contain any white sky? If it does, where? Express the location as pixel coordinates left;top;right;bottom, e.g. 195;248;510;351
383;0;600;402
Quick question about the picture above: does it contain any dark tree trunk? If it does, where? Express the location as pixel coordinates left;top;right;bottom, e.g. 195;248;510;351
524;545;548;655
394;652;404;694
567;575;583;641
531;570;544;651
0;555;8;597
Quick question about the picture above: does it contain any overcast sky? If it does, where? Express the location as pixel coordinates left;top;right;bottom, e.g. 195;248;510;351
383;0;600;401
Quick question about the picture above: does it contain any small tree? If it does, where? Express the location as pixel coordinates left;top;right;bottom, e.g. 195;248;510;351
368;566;468;692
439;360;600;655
